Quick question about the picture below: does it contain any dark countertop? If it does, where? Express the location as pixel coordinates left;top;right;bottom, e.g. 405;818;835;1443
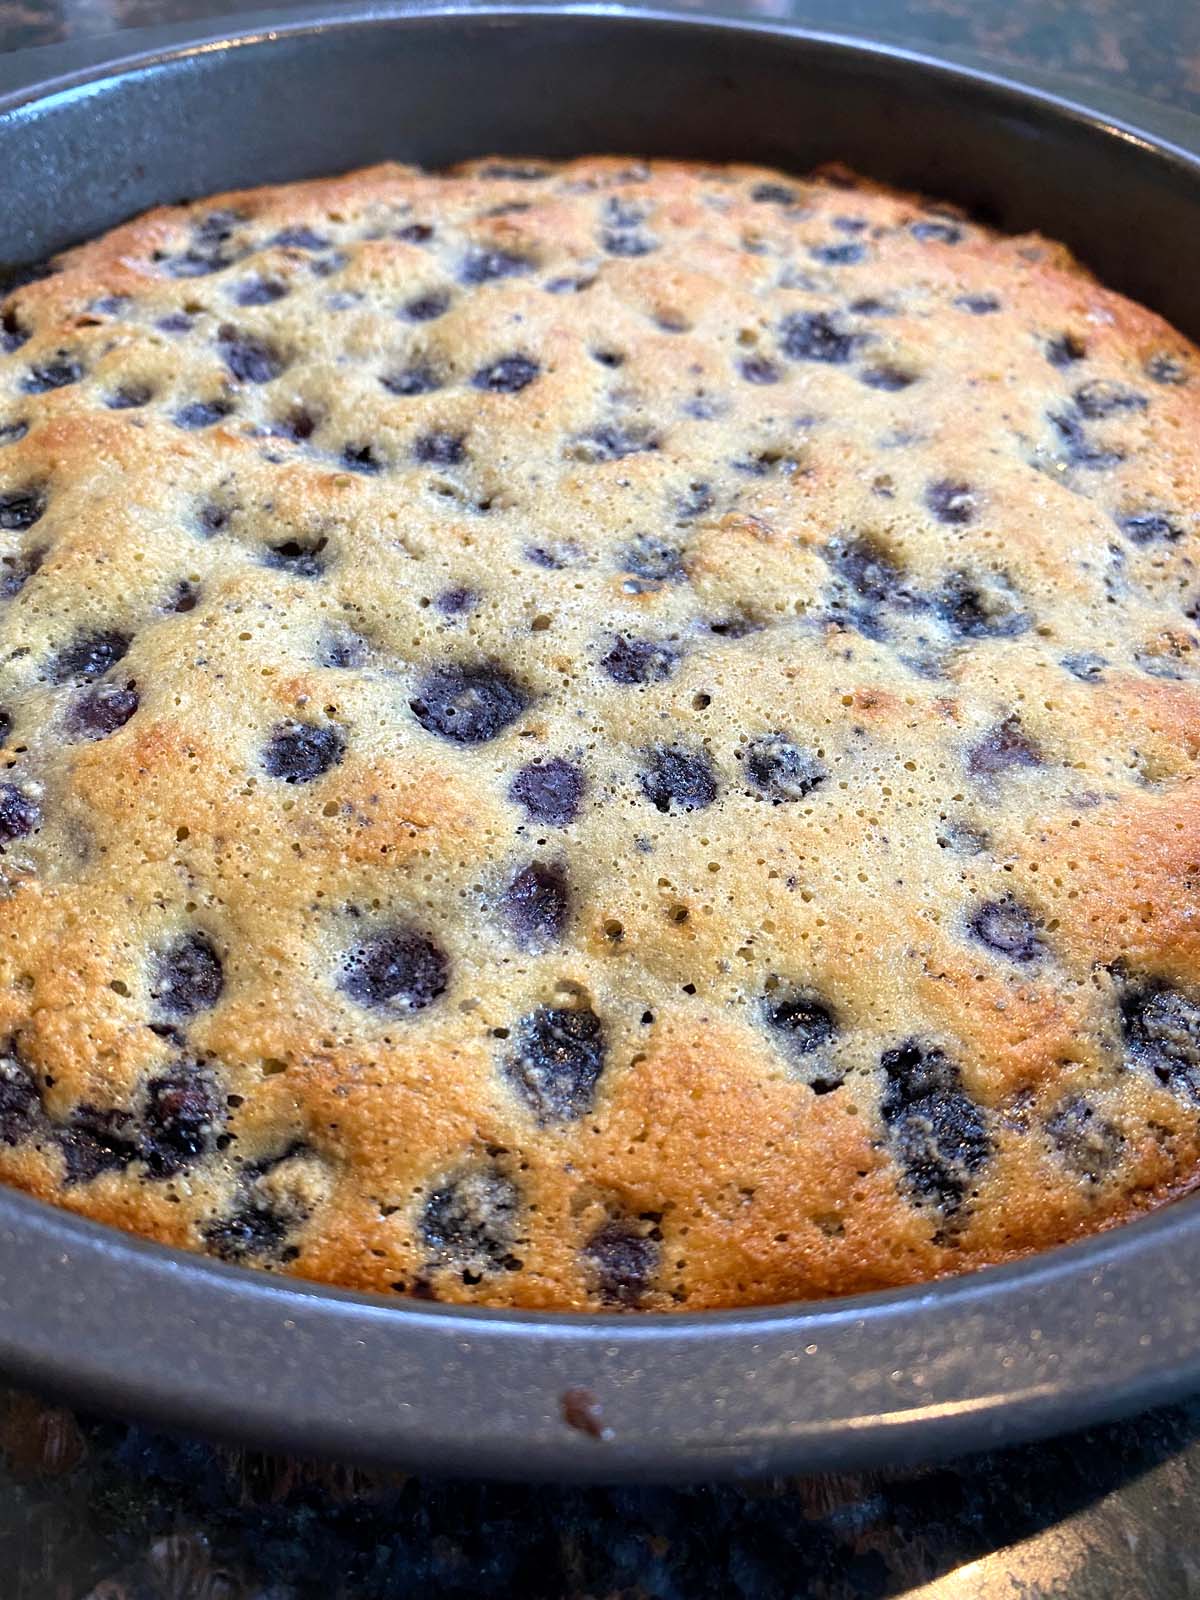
3;2;1200;1596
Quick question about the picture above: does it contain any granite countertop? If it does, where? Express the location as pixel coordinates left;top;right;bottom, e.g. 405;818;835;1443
4;2;1200;1596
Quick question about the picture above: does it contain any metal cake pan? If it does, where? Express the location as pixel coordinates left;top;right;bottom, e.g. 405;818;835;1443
1;4;1200;1482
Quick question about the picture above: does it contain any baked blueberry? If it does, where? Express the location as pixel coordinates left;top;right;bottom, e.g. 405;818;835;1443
383;365;441;397
414;432;465;467
925;478;977;525
1046;1096;1124;1182
262;721;346;783
0;488;45;531
638;744;718;813
410;662;529;744
65;682;139;740
473;356;539;393
779;310;861;364
421;1165;522;1277
879;1039;990;1214
583;1217;660;1306
968;897;1041;962
505;1006;606;1122
174;398;233;430
152;933;224;1019
500;861;569;948
967;716;1042;778
341;927;449;1012
22;356;82;394
51;630;130;684
460;249;531;284
1121;983;1200;1102
739;735;826;802
0;784;38;842
1116;510;1182;545
141;1063;223;1177
509;758;584;826
218;326;284;384
599;635;678;685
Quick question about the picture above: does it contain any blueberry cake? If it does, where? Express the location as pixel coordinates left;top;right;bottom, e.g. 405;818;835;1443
0;156;1198;1312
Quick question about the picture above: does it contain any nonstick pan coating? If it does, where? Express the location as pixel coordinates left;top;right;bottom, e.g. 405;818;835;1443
2;5;1200;1480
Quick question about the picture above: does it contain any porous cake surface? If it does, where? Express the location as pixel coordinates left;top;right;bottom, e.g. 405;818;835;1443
0;155;1198;1310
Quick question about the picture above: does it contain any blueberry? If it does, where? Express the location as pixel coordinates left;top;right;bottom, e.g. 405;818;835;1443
233;275;289;306
262;721;345;783
0;784;38;842
751;182;797;205
968;897;1041;962
0;711;9;744
925;478;977;525
174;398;233;430
0;1053;41;1145
910;219;963;244
935;571;1028;640
22;357;83;394
402;291;450;322
826;535;904;605
51;630;130;684
460;249;531;284
505;1006;606;1122
58;1106;139;1185
0;488;45;532
523;541;581;570
1046;1096;1124;1182
1073;380;1147;419
65;682;139;741
141;1063;223;1177
0;421;28;446
410;662;529;744
500;861;569;948
599;635;679;685
764;986;839;1076
1121;983;1200;1102
218;326;283;384
619;536;685;583
203;1146;317;1264
341;444;383;475
569;425;659;462
1146;352;1188;386
341;928;449;1012
377;364;436;402
264;536;326;577
879;1039;990;1214
270;407;316;444
1062;652;1107;682
779;310;861;364
509;757;585;826
421;1165;522;1277
848;297;894;316
1;308;30;352
967;715;1042;778
739;735;826;802
638;744;718;813
1046;332;1086;367
602;229;657;257
479;162;549;180
1116;510;1182;545
414;432;465;467
152;933;224;1019
810;241;865;266
106;383;153;410
434;586;477;617
322;628;367;668
583;1217;659;1306
955;294;1001;314
859;364;917;391
396;222;434;243
738;355;781;384
271;226;331;251
157;312;194;334
205;1205;292;1264
675;481;714;520
1047;409;1123;470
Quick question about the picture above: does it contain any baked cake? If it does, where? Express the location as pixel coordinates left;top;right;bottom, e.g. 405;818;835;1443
0;156;1198;1312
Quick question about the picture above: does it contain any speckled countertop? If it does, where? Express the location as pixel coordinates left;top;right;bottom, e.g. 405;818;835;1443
3;2;1200;1596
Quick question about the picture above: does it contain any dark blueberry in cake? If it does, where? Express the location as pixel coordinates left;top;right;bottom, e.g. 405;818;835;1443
523;540;581;570
740;735;826;802
1145;352;1188;385
935;570;1028;640
0;784;38;843
0;1053;41;1145
152;933;224;1019
434;586;477;617
383;365;441;397
421;1165;522;1277
218;326;284;384
106;383;153;410
51;630;130;684
751;182;797;205
509;757;585;827
1046;332;1086;367
1062;653;1107;682
0;710;10;745
955;294;1001;314
141;1063;223;1177
675;481;714;520
473;356;540;393
0;487;45;531
21;357;82;394
500;861;569;948
570;425;660;462
638;744;718;813
322;628;367;668
270;407;316;443
910;219;963;244
396;222;435;243
272;226;331;251
414;432;465;467
879;1039;990;1214
859;364;917;391
341;928;449;1013
599;635;679;685
619;536;685;583
968;897;1041;962
1048;409;1124;470
1073;380;1147;419
410;662;529;744
967;716;1042;778
0;308;30;352
175;398;233;430
779;310;861;364
826;535;904;605
65;682;139;741
925;478;977;525
233;275;289;306
765;987;838;1062
738;355;781;385
262;721;345;783
59;1106;139;1185
583;1217;660;1306
205;1204;293;1264
158;312;193;334
1121;983;1200;1102
460;249;532;284
602;228;657;258
341;444;383;475
0;421;28;446
0;546;43;599
264;536;327;577
403;291;450;322
1046;1096;1124;1182
1116;510;1183;545
810;241;865;266
505;1006;606;1122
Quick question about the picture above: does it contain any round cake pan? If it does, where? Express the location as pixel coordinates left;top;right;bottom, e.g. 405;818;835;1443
2;4;1200;1482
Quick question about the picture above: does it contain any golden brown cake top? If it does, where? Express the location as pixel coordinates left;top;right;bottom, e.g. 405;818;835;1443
0;155;1198;1310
